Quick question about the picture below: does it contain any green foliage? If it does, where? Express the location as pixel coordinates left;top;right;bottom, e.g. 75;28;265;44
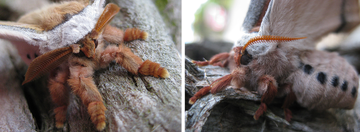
154;0;168;12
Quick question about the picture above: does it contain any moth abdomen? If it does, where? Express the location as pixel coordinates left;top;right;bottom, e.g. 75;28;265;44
290;50;358;110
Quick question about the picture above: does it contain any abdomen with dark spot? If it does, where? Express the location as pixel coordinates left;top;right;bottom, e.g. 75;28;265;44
288;50;358;110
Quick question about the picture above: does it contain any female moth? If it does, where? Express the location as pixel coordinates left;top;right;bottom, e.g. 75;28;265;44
0;0;169;131
190;0;359;122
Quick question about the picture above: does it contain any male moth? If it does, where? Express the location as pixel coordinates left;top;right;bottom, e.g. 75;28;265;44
190;0;360;122
0;0;169;131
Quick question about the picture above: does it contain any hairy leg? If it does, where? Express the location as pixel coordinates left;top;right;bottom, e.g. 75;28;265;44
100;26;168;78
48;63;70;128
254;75;278;120
192;52;230;67
102;25;124;44
189;74;234;104
189;86;211;104
281;84;296;121
98;44;169;78
189;67;247;104
67;57;106;131
102;25;148;43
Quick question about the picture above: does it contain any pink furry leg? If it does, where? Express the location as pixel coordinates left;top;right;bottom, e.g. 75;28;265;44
67;57;106;131
254;75;278;120
48;63;70;129
281;84;296;122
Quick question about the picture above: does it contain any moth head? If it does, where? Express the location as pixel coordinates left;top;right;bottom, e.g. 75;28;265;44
235;36;306;66
79;36;97;58
78;3;120;58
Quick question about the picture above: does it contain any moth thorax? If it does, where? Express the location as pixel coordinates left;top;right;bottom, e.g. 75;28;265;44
245;41;276;57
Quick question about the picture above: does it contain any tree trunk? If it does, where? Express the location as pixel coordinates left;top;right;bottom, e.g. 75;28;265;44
0;41;37;132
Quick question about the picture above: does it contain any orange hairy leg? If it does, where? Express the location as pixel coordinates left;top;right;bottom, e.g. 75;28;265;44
210;74;233;94
123;28;148;42
98;43;169;78
281;84;296;122
102;25;124;43
189;86;211;104
192;52;230;67
100;26;169;78
188;74;233;104
48;63;70;128
139;60;169;78
67;58;106;131
233;46;242;66
254;75;278;120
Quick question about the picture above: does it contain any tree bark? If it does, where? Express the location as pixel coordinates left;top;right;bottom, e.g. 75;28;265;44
0;41;37;132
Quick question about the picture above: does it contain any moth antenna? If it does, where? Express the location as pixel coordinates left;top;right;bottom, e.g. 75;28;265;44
91;3;120;39
241;36;306;54
22;47;72;85
138;60;169;78
123;28;148;42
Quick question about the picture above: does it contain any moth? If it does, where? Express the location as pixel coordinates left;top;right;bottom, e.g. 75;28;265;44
0;0;169;131
189;0;360;122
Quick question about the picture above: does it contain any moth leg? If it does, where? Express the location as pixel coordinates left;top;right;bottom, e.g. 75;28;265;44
102;25;124;44
67;58;106;131
102;25;148;43
189;86;211;104
189;74;234;104
48;63;70;129
98;45;169;78
123;28;148;42
281;84;296;122
254;75;278;120
192;52;230;67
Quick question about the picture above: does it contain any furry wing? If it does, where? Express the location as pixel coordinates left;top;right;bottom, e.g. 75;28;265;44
259;0;360;49
0;21;47;65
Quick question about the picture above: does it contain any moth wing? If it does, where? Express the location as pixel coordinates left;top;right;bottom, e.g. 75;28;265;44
22;47;72;85
0;21;47;65
259;0;360;49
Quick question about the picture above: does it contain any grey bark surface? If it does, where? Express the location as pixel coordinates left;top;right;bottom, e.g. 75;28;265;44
152;0;181;52
185;58;360;132
0;41;36;132
1;0;181;131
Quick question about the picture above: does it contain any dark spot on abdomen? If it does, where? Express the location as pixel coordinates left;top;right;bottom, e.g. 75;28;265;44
351;87;357;97
331;76;339;87
303;64;313;74
341;81;348;91
317;72;327;84
26;54;31;59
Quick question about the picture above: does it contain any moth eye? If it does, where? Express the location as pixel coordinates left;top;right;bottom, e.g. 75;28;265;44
240;50;252;65
93;39;98;48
